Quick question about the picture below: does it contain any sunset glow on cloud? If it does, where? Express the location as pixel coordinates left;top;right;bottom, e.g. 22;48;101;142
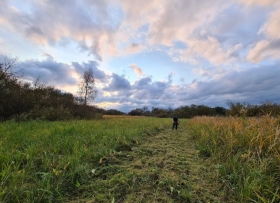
1;0;280;112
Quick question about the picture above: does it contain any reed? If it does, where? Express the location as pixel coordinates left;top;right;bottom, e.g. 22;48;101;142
188;115;280;202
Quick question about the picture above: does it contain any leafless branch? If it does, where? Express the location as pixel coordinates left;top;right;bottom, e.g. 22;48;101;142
0;55;19;80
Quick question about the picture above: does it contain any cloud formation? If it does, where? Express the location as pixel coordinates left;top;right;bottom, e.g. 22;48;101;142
1;0;280;112
104;73;131;92
71;61;108;83
0;0;120;61
20;59;76;87
128;64;144;76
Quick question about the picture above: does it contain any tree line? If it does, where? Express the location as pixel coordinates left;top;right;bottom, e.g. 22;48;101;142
226;101;280;117
127;105;227;118
0;55;106;121
127;101;280;118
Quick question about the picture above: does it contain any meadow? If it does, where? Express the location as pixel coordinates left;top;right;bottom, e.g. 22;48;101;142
0;117;170;202
1;115;280;203
188;115;280;202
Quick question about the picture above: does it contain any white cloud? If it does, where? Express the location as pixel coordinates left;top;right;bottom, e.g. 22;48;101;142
2;0;280;112
0;0;261;65
18;57;280;113
188;37;231;65
128;64;144;76
118;0;236;65
104;73;131;92
247;40;280;63
236;0;280;7
147;0;228;46
19;58;77;89
168;72;173;84
71;60;109;83
258;7;280;40
168;37;241;65
41;52;54;61
96;63;280;112
0;0;120;61
119;0;160;30
192;68;214;78
121;43;145;56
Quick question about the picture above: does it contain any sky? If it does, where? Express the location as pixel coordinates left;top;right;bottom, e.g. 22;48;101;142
1;0;280;113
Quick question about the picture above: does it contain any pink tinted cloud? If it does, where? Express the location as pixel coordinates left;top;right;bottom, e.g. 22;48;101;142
247;40;280;63
236;0;279;6
0;0;119;61
129;64;144;76
259;7;280;40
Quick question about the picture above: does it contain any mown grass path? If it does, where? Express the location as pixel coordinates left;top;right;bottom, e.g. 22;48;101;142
69;127;227;203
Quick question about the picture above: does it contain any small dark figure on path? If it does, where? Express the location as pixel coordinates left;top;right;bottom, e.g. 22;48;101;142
172;114;179;130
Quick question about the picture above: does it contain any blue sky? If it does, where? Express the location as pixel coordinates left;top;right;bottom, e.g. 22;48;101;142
1;0;280;112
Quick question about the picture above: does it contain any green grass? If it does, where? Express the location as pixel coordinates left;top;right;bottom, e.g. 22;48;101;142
0;118;170;203
63;121;224;203
5;115;277;203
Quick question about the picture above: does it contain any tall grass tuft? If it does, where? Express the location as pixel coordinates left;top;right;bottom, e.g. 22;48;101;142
188;115;280;202
0;118;170;202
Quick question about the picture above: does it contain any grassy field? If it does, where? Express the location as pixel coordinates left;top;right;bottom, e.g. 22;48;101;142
1;115;280;202
0;117;170;202
188;115;280;202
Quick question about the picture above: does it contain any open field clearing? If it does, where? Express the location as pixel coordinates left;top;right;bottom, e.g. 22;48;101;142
1;116;279;202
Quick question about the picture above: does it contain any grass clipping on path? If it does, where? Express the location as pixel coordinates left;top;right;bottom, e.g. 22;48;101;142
67;122;225;203
188;115;280;203
1;118;227;203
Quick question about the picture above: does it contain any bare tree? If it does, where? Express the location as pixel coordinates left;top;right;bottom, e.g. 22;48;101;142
0;55;19;80
33;76;47;89
78;68;97;105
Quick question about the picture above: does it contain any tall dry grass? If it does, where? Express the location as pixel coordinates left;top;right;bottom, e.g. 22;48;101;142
102;115;143;118
188;115;280;202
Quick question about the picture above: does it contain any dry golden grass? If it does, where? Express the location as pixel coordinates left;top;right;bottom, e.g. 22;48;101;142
188;115;280;202
190;115;280;158
102;115;145;118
